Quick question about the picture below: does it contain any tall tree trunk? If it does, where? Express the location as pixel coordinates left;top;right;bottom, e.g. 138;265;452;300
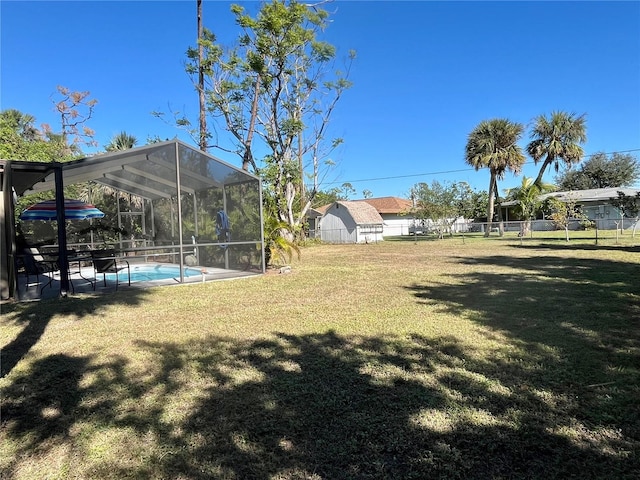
485;174;496;237
298;127;304;215
242;74;261;172
534;156;552;186
197;0;207;152
495;183;504;236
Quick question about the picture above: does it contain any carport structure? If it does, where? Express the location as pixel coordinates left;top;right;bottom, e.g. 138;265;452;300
1;140;265;301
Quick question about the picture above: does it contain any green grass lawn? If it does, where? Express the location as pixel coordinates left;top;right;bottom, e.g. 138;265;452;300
1;237;639;479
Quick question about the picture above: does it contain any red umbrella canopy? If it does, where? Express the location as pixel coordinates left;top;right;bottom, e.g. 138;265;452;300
20;199;105;221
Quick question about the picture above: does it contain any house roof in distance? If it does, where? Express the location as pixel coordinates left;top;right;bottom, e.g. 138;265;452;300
356;196;413;214
502;187;640;206
309;204;331;216
539;187;640;203
312;196;412;217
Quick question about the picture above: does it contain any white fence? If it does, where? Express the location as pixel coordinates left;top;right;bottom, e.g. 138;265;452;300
307;217;640;243
462;218;639;234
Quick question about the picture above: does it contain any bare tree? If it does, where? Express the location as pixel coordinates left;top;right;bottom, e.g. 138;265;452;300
181;1;354;231
45;85;98;152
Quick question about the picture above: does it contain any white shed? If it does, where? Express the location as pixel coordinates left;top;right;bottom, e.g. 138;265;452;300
319;201;384;243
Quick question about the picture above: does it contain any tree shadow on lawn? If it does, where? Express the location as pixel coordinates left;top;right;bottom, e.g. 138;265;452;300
518;242;640;254
3;329;638;479
384;234;444;243
0;289;151;379
406;252;640;473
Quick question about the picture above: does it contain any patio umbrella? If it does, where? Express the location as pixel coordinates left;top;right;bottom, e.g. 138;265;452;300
20;199;105;221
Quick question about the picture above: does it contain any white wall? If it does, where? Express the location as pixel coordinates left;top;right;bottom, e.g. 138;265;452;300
380;214;413;236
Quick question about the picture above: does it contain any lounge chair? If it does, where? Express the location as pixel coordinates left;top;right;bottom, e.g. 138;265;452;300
90;249;131;290
16;247;58;293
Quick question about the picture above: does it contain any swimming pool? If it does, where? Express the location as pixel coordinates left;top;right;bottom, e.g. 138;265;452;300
105;264;203;283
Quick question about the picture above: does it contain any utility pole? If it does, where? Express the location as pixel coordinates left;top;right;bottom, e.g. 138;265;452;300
197;0;207;152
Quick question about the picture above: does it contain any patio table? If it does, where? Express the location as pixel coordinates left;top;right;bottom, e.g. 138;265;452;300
67;253;95;292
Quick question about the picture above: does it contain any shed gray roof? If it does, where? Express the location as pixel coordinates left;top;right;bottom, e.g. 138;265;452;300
332;201;384;224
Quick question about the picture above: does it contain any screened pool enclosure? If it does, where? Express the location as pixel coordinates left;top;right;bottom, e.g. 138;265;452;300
1;140;264;300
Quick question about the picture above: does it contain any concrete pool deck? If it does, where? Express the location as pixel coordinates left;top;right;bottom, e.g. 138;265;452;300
11;263;262;302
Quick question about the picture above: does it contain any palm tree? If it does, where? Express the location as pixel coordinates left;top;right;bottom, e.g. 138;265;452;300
465;118;526;236
0;109;38;140
263;214;300;267
105;131;138;151
527;111;587;186
504;176;554;237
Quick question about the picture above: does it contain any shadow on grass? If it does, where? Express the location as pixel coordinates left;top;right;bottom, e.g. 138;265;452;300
3;328;638;478
0;289;150;378
514;241;640;253
405;252;640;475
383;234;443;243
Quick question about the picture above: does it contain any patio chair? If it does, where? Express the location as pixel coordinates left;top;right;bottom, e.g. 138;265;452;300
16;247;58;293
91;249;130;290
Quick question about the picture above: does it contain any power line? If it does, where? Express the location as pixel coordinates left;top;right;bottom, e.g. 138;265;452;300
325;167;473;186
325;148;640;186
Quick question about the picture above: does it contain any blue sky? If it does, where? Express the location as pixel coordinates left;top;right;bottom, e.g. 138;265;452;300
2;0;639;199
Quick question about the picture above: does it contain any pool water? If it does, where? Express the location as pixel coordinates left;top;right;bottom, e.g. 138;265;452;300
106;264;203;283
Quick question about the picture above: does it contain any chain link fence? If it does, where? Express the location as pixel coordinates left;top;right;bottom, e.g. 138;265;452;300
309;219;640;246
410;218;640;245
